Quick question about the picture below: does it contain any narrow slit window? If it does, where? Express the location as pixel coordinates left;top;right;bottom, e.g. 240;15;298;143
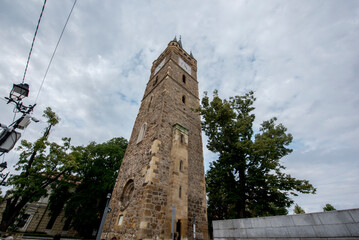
153;76;158;86
118;215;124;225
182;75;186;84
182;95;186;104
179;160;183;172
148;96;153;111
179;186;182;199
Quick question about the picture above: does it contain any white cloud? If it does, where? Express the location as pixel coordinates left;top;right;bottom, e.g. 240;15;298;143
0;0;358;213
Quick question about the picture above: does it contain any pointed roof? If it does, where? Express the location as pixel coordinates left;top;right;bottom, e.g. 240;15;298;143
178;35;183;48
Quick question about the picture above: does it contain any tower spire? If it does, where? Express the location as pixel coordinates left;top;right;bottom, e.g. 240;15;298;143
178;35;183;48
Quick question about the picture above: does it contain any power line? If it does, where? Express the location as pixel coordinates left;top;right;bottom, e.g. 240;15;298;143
22;0;47;84
35;0;77;104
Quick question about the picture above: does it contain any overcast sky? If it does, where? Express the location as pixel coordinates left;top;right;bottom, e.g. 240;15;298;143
0;0;358;214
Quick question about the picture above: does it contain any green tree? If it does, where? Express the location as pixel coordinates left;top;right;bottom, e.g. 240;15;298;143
49;137;128;238
323;203;336;211
198;90;316;220
0;108;75;231
294;204;305;214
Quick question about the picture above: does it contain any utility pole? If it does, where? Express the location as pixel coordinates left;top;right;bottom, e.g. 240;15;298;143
96;193;112;240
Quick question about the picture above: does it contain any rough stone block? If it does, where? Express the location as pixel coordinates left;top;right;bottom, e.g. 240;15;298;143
251;217;272;228
349;209;359;222
287;225;316;238
213;229;226;238
232;219;242;229
345;223;359;236
317;211;354;224
270;215;295;227
304;238;327;240
265;226;290;238
226;229;237;238
218;219;234;229
212;220;220;230
291;214;316;226
234;228;247;238
313;224;351;237
311;213;323;225
246;227;266;238
238;218;252;229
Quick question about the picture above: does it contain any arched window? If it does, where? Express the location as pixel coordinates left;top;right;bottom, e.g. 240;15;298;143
120;179;135;211
182;75;186;84
137;122;147;143
182;95;186;104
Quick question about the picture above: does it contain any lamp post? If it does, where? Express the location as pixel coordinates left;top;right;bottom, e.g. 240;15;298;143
96;193;112;240
5;82;35;114
1;82;37;154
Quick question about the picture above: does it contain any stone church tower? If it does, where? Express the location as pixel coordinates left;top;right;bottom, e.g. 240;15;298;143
102;39;208;240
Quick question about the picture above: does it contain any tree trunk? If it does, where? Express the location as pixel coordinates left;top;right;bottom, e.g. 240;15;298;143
0;197;30;231
237;165;246;218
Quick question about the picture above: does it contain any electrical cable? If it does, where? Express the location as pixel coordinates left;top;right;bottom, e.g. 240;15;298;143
22;0;47;84
34;0;77;104
1;1;77;166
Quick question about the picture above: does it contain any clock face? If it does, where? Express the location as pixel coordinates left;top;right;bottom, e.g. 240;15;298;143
154;58;165;75
179;57;191;74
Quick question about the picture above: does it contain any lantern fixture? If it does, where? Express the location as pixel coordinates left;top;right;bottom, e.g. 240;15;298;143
0;129;22;153
9;83;29;102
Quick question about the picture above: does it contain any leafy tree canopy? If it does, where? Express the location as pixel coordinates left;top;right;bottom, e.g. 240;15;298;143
0;107;128;237
49;137;128;238
323;203;336;212
294;204;306;214
0;107;76;231
198;90;316;221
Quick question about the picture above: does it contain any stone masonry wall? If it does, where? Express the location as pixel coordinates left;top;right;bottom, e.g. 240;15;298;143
213;208;359;239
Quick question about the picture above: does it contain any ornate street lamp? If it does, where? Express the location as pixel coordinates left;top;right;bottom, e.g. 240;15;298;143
0;82;36;154
5;82;36;114
9;83;29;102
